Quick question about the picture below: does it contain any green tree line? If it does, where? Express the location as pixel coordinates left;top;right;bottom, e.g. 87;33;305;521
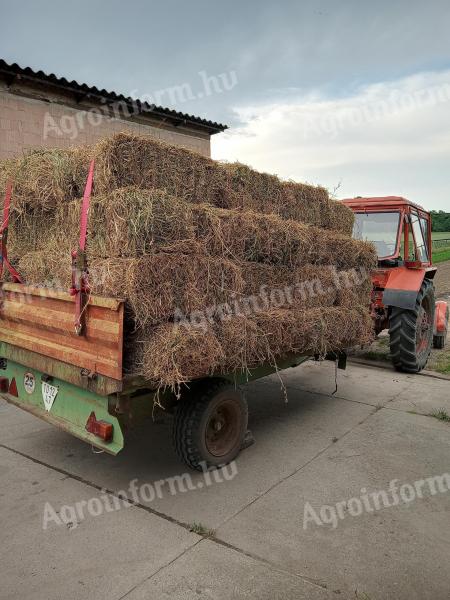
430;211;450;232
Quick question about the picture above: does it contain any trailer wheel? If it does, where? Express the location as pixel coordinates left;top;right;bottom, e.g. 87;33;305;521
173;380;248;471
389;279;435;373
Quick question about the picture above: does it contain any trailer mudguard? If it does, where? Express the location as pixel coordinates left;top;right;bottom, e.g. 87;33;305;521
382;267;426;310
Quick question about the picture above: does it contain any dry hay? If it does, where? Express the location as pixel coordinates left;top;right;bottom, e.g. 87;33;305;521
242;263;372;310
135;324;225;385
18;251;245;328
35;188;375;271
0;147;88;213
16;245;370;331
93;133;354;234
0;134;377;388
0;132;354;235
139;306;374;389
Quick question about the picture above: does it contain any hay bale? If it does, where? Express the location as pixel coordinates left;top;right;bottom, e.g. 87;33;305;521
2;147;88;212
18;251;245;328
92;133;354;234
16;187;374;271
139;306;374;389
137;323;224;386
242;263;372;310
0;132;354;235
0;134;376;390
242;263;339;308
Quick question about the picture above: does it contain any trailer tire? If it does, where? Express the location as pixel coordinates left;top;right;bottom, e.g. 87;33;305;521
173;380;248;471
389;279;435;373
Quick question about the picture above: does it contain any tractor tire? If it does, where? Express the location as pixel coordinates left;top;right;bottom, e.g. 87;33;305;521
173;379;248;471
389;279;435;373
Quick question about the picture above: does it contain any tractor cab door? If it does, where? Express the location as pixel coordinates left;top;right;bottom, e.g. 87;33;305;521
404;210;432;267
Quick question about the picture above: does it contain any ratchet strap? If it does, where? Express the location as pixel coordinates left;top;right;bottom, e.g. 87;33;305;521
70;159;94;335
0;181;23;283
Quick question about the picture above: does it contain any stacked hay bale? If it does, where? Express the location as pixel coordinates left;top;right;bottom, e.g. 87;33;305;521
0;133;376;390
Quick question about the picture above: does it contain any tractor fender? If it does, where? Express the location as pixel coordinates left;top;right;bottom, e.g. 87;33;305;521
382;267;427;310
434;301;449;335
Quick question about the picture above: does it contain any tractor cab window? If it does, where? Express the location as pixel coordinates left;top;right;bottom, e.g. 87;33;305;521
352;211;400;258
420;216;430;252
410;211;429;262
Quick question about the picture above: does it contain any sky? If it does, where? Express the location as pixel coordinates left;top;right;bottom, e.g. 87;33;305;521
0;0;449;209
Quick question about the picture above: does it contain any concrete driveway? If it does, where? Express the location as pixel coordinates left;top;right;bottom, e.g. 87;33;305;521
1;360;449;600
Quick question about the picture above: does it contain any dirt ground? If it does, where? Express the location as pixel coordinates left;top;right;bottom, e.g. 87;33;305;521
434;260;450;298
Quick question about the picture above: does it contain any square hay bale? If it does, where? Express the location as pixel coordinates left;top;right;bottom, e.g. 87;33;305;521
17;251;245;329
11;187;376;272
138;306;374;390
0;132;355;235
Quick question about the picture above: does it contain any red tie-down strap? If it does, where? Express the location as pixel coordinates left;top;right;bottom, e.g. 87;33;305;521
0;181;23;283
70;160;94;335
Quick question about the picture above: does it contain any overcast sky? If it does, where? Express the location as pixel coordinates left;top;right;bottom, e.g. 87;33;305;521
1;0;449;209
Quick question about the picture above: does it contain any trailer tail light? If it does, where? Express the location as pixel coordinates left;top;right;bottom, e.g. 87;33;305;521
85;411;113;442
9;378;18;397
0;377;9;393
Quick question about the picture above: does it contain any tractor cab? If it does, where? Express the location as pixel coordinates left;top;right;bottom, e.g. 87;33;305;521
343;196;432;268
342;196;448;372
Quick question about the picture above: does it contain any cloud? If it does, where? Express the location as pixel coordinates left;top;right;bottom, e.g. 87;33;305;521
212;70;450;210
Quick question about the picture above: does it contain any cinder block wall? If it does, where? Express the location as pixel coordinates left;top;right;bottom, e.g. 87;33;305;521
0;88;211;159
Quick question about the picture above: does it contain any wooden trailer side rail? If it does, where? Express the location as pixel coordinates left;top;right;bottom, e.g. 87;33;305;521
0;283;124;381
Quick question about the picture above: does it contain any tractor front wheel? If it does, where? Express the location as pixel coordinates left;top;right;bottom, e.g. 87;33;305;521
389;280;435;373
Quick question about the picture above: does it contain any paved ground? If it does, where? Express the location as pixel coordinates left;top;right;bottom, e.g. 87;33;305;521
1;360;449;600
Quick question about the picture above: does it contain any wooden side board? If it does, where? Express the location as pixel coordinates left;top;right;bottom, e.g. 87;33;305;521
0;283;124;380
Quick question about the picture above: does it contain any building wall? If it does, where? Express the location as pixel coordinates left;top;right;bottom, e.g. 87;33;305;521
0;87;211;160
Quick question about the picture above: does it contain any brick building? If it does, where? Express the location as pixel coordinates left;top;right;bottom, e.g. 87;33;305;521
0;59;226;160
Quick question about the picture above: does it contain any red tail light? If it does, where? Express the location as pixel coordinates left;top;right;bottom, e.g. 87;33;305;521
0;377;9;393
9;378;18;397
85;411;113;442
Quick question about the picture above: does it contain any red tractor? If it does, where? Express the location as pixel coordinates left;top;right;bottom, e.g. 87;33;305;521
342;196;449;372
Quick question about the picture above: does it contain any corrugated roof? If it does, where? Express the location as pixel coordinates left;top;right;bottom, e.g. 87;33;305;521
0;59;228;134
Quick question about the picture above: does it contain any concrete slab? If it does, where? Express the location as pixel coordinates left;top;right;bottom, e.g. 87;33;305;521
0;372;373;529
124;539;333;599
388;375;450;416
216;408;450;600
268;359;416;407
0;447;197;600
2;362;449;599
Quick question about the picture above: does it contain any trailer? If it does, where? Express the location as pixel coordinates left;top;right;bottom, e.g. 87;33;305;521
0;164;337;470
0;280;317;468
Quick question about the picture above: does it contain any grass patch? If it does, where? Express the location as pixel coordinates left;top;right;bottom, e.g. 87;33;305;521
360;350;390;362
357;335;390;363
189;522;215;537
430;409;450;422
431;231;450;240
433;248;450;263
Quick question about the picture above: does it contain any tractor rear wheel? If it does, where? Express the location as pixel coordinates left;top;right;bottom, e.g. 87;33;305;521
389;280;435;373
173;379;248;471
